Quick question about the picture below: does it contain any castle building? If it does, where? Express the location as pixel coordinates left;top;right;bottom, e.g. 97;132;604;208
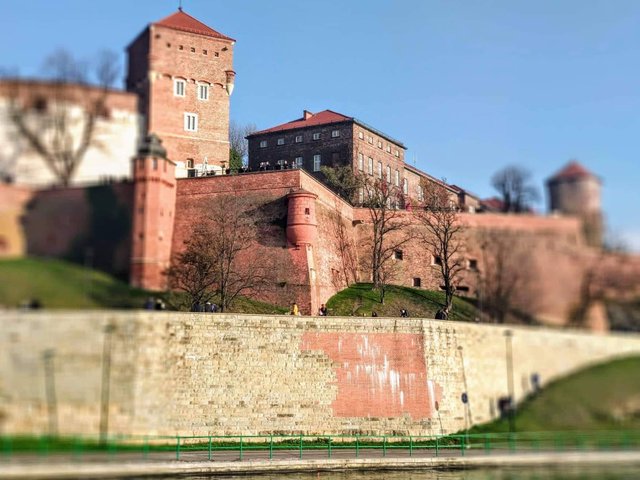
126;9;236;179
547;160;603;247
247;109;481;210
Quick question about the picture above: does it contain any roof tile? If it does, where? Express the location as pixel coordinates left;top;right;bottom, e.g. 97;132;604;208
154;10;234;42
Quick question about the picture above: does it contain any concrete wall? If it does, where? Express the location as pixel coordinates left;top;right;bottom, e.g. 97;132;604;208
1;311;639;438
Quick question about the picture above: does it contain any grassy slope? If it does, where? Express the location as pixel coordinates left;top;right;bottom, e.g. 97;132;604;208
326;283;477;321
471;356;640;433
0;257;286;313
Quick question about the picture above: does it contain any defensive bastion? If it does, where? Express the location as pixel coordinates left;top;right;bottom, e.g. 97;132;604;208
1;311;639;438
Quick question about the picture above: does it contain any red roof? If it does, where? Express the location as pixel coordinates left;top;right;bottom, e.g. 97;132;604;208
549;161;595;182
251;110;353;135
154;10;235;42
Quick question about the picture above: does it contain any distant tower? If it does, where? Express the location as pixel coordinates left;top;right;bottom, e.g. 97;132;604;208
547;160;603;248
126;9;235;173
130;134;177;290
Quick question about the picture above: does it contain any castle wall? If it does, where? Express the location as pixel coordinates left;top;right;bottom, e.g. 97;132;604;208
1;311;639;437
0;183;33;257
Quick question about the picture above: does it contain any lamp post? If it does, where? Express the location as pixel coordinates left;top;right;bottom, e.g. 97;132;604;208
504;329;516;434
99;323;115;444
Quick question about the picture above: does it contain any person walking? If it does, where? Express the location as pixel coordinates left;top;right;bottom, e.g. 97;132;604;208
290;302;300;316
318;303;327;316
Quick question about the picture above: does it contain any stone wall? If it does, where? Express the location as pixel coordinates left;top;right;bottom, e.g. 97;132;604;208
1;311;639;438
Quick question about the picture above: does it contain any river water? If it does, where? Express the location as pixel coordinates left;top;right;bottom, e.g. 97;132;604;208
133;465;640;479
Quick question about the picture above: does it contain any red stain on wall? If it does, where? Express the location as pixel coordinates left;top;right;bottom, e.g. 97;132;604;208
301;332;441;419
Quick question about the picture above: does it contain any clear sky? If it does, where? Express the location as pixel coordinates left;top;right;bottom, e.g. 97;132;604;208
4;0;639;250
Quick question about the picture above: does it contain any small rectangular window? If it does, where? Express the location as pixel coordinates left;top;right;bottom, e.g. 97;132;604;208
304;208;310;215
358;153;364;171
386;165;391;183
331;129;340;138
395;170;400;187
358;132;364;140
368;136;373;144
386;145;391;153
378;140;383;149
203;49;208;55
394;149;400;158
377;161;382;179
313;154;321;171
277;138;285;145
295;156;303;166
197;84;209;101
313;132;321;140
191;47;196;53
368;157;373;175
468;259;478;270
184;112;198;132
174;78;186;97
413;277;421;288
433;255;443;266
403;177;408;194
260;140;267;148
295;135;303;143
394;250;403;260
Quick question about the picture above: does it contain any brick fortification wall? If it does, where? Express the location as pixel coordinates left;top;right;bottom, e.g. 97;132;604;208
1;311;639;437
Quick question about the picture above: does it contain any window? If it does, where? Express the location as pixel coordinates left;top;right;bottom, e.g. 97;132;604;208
413;278;422;287
377;161;382;179
313;154;321;171
174;78;186;97
358;187;364;204
203;49;208;55
186;159;194;169
191;47;196;53
386;165;391;183
432;255;443;266
386;145;391;153
394;149;400;158
313;132;321;140
197;84;209;100
403;178;408;194
295;156;303;167
295;135;303;143
304;208;310;215
260;140;268;148
184;113;198;132
378;140;382;149
331;129;340;138
277;138;285;145
358;131;364;139
394;250;403;260
368;136;373;144
395;170;400;187
417;185;424;202
368;157;373;175
179;45;184;50
468;259;478;271
152;158;158;170
358;153;364;171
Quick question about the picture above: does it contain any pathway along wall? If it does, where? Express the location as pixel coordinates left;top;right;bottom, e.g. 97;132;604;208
1;311;639;437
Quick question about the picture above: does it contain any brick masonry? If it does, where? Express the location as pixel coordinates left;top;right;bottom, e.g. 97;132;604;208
1;311;639;438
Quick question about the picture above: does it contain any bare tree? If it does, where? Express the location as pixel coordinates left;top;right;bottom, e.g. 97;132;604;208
491;165;539;213
360;175;413;303
321;164;362;204
414;179;465;313
166;195;270;312
229;120;256;170
328;201;358;288
6;49;119;186
476;229;533;324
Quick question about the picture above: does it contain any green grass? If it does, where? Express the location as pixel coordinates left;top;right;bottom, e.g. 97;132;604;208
470;356;640;433
326;283;477;321
0;257;287;313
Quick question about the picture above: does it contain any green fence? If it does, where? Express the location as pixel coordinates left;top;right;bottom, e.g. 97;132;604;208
2;431;640;462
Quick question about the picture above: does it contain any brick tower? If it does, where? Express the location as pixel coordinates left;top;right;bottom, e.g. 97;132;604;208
547;160;603;248
130;134;177;290
126;9;235;172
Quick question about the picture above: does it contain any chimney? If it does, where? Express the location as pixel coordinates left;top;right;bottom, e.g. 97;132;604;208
303;110;314;120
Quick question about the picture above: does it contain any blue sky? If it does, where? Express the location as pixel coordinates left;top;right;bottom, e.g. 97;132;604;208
4;0;639;250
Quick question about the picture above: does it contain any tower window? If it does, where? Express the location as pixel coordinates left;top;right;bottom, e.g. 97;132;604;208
313;154;321;172
197;84;209;101
179;45;184;50
331;129;340;138
203;49;208;55
174;78;186;97
191;47;196;53
304;208;310;215
313;132;321;140
184;113;198;132
260;140;267;148
295;135;303;143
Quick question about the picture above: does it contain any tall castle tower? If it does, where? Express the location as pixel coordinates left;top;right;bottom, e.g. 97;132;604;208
126;9;235;172
547;160;603;248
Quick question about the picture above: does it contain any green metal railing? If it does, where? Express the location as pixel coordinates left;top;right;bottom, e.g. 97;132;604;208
2;430;640;462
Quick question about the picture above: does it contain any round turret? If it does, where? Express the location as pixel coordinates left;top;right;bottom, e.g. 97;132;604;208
286;190;318;246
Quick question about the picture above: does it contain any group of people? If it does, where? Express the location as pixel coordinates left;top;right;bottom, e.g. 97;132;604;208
191;301;219;313
143;297;166;310
289;302;328;316
258;161;299;171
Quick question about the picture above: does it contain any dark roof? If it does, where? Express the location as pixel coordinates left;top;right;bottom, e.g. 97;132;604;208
154;10;235;42
480;197;505;212
548;161;597;183
248;109;406;148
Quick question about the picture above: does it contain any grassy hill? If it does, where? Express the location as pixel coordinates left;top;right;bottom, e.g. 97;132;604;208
471;356;640;433
0;257;286;313
326;283;477;321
